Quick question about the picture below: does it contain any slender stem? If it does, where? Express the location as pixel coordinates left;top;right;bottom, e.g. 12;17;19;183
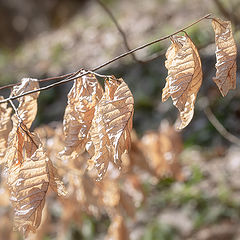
9;99;21;122
0;72;76;91
204;106;240;146
97;0;140;63
0;13;211;104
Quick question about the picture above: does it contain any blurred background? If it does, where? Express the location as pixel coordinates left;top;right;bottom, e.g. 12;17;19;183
1;0;240;239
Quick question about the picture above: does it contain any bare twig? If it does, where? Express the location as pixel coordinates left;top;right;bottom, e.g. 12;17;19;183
97;0;141;63
213;0;240;27
204;105;240;146
0;13;211;104
0;71;78;91
97;0;169;63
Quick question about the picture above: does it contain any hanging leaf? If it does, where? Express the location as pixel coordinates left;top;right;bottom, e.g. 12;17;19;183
162;34;202;129
61;71;103;156
12;78;39;129
6;126;66;236
88;102;112;180
5;79;66;236
0;96;12;164
102;77;134;165
88;76;134;179
141;121;183;180
212;17;237;96
105;215;129;240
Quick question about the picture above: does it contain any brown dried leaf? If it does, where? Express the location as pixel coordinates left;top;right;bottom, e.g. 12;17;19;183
141;121;183;180
162;35;202;129
12;78;39;129
88;104;113;180
89;76;134;179
5;126;66;236
98;180;120;208
119;190;135;219
103;77;134;166
105;215;129;240
212;17;237;96
0;96;12;164
62;71;103;156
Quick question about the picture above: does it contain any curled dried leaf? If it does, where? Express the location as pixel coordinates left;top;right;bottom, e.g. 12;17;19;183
62;71;103;156
141;121;183;180
89;103;112;180
89;76;134;179
105;215;129;240
5;125;66;236
212;17;237;96
12;78;39;129
0;96;12;164
162;35;202;129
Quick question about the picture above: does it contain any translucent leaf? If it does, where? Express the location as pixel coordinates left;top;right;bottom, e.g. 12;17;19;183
162;35;202;129
89;76;134;179
5;126;66;236
102;77;134;166
105;215;129;240
12;78;39;129
141;121;183;180
212;17;237;96
0;96;12;164
89;102;112;180
62;71;103;156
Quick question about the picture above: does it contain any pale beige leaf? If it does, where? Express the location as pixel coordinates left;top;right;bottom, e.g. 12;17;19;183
141;120;183;180
47;159;67;197
98;180;120;208
6;126;65;236
12;78;39;129
0;96;12;164
102;77;134;166
105;215;129;240
89;76;134;179
162;35;202;129
62;71;103;156
89;103;112;180
119;190;135;219
212;17;237;96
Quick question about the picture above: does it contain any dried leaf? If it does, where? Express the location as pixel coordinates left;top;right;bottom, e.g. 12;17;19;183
62;71;103;156
0;96;12;164
212;17;237;96
141;121;183;180
5;126;66;236
119;190;135;219
98;180;120;208
103;77;134;165
105;215;129;240
89;76;134;179
162;35;202;129
12;78;39;129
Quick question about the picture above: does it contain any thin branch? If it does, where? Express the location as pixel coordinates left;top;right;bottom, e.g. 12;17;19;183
204;105;240;146
97;0;177;64
0;13;211;104
0;72;77;91
97;0;141;63
213;0;240;27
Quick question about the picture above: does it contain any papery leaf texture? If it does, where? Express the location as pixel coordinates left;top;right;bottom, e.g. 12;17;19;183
212;17;237;96
105;215;129;240
89;76;134;180
162;34;202;129
12;78;39;129
0;96;12;164
5;125;66;236
62;71;103;156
